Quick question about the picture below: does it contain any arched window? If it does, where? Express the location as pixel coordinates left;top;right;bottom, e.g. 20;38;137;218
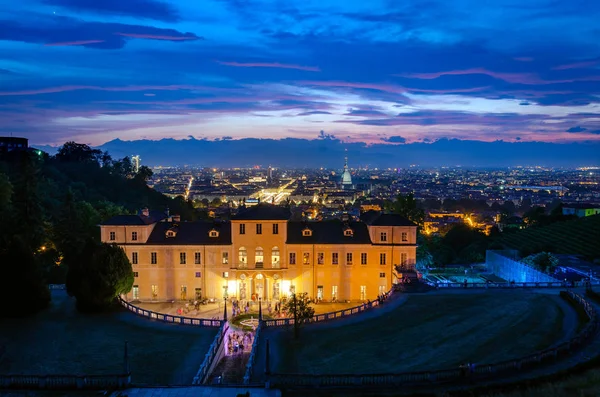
255;247;264;265
271;246;280;268
239;247;247;268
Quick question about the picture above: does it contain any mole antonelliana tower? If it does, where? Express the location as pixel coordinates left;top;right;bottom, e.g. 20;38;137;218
341;150;353;189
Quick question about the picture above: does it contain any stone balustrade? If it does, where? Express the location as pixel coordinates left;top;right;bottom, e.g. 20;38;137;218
118;297;222;327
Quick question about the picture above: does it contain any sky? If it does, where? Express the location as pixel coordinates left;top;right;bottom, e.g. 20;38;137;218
1;0;600;147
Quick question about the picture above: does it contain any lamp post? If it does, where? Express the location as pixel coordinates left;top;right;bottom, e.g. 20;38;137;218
223;285;228;321
259;297;262;321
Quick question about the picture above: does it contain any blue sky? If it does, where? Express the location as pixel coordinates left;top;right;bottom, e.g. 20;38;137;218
1;0;600;146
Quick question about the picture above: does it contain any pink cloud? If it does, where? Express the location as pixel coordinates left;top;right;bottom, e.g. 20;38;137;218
115;33;200;41
44;40;105;47
552;60;599;70
300;81;407;94
408;86;491;93
0;85;234;96
216;61;320;72
396;68;600;85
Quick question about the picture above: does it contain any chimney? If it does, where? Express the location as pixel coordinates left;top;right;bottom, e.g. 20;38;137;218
141;208;150;217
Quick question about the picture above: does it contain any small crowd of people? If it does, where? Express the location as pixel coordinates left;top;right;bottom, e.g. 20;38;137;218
231;299;251;317
226;330;254;355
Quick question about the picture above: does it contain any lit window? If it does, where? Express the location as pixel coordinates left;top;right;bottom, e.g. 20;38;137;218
223;271;229;278
132;285;139;300
131;231;138;241
317;252;324;265
151;284;158;298
302;228;312;237
194;252;201;264
289;252;296;265
132;252;138;264
332;252;338;265
271;247;280;267
133;272;139;277
344;228;353;237
346;253;353;265
303;252;310;265
209;230;219;238
255;247;264;264
109;231;115;241
239;247;247;266
222;252;229;264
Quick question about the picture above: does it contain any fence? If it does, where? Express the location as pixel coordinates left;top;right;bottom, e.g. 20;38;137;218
423;280;599;289
48;284;66;290
486;250;560;283
0;374;130;390
118;297;222;327
192;323;229;385
243;322;263;384
263;295;384;327
268;291;599;389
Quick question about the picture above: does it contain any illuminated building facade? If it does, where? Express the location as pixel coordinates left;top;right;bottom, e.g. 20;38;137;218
100;205;417;302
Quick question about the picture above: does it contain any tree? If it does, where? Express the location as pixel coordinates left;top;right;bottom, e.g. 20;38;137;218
390;193;424;226
134;165;153;185
522;252;559;273
0;236;51;317
281;292;315;339
66;241;134;311
56;142;101;164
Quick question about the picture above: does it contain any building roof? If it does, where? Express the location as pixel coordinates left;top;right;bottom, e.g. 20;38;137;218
146;221;232;245
101;210;167;226
563;203;600;210
360;210;416;227
286;220;372;244
231;204;291;221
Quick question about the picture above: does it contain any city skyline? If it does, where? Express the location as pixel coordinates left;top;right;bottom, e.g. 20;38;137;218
1;0;600;147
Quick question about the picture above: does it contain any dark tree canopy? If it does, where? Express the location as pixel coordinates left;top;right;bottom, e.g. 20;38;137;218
67;241;134;312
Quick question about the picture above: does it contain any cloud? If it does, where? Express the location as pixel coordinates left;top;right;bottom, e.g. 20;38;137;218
396;68;600;85
566;126;587;133
216;61;320;72
300;80;407;94
222;136;233;140
344;109;388;117
515;137;521;140
43;0;180;22
381;135;406;144
0;18;201;49
519;101;531;105
0;85;216;96
44;40;106;46
115;32;201;41
297;110;332;116
552;60;599;70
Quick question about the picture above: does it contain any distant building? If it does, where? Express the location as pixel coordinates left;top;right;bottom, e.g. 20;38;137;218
563;204;600;218
341;152;353;189
0;137;28;153
100;204;417;302
132;155;141;173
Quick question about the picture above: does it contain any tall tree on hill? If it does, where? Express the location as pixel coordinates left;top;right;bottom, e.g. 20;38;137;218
66;241;134;312
389;193;424;226
281;292;315;339
56;142;102;164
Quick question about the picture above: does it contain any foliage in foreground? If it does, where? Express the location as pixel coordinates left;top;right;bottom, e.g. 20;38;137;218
66;241;134;312
522;252;559;273
281;292;315;338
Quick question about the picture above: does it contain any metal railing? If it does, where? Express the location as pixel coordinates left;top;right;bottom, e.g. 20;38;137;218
268;291;599;388
192;323;229;385
0;374;130;390
118;297;222;327
423;280;599;289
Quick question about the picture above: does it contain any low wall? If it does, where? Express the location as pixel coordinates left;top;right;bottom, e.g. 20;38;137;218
243;322;263;385
118;297;222;327
0;374;130;390
193;323;228;385
486;250;559;283
263;295;386;327
268;291;598;389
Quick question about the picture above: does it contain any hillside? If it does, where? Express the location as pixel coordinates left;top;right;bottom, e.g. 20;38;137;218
499;215;600;261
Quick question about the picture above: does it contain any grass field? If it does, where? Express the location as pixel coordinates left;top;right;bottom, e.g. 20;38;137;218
499;215;600;260
272;291;572;374
0;290;217;385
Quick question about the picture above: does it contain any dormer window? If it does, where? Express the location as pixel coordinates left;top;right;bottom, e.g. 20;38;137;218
344;228;354;237
166;229;177;238
302;228;312;237
209;229;219;238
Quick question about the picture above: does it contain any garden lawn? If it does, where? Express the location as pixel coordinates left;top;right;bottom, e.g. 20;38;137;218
0;290;217;385
273;291;573;374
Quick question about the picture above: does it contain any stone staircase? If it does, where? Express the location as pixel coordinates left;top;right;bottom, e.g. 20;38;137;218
208;353;250;385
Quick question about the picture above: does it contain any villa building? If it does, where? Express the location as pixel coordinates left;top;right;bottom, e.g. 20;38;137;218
99;205;417;302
